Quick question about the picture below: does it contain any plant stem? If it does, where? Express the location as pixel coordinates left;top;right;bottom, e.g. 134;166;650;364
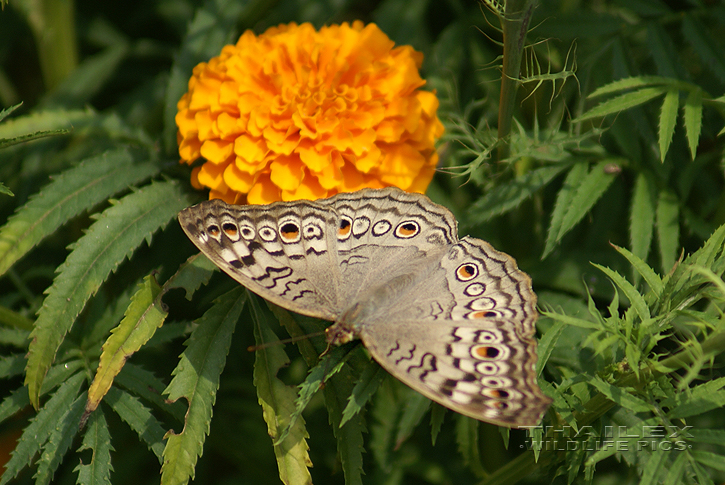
22;0;79;89
497;0;538;162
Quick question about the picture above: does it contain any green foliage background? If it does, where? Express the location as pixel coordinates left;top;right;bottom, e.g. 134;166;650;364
1;0;725;484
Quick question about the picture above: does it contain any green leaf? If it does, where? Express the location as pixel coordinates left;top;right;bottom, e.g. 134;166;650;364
0;182;13;196
34;393;86;485
666;377;725;419
692;450;725;472
639;446;666;485
161;288;245;485
658;88;679;161
164;253;217;301
683;89;703;159
682;15;725;85
114;363;187;423
629;173;656;282
573;87;666;122
688;428;725;445
86;275;168;416
586;376;651;413
543;161;617;258
74;409;114;485
323;367;366;485
0;353;26;379
611;244;663;296
587;76;677;98
656;190;680;272
394;391;430;448
663;451;688;485
0;360;83;425
0;372;84;485
0;108;94;139
592;263;650;321
250;296;314;485
0;148;161;277
455;415;484;477
535;320;564;377
466;163;569;224
542;162;587;258
105;386;166;462
341;363;387;428
0;305;34;331
25;181;194;409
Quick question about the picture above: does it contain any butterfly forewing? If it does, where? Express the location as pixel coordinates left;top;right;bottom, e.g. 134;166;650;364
178;187;551;427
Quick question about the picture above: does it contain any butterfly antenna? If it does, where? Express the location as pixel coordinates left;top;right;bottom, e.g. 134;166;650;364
247;330;326;352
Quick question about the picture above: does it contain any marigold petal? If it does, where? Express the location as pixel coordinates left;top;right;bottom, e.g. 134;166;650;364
200;139;233;164
177;21;444;203
234;135;268;164
224;163;254;193
297;141;332;171
270;156;304;191
281;174;327;201
247;174;281;205
378;144;426;189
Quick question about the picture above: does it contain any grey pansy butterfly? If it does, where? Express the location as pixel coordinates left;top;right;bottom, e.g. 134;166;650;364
178;187;551;427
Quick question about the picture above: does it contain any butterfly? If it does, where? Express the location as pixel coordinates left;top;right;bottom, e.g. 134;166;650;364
178;187;551;427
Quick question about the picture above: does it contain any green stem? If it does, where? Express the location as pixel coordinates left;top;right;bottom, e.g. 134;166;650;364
497;0;538;162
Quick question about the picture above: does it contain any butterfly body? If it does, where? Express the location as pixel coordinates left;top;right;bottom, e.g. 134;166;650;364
178;187;551;427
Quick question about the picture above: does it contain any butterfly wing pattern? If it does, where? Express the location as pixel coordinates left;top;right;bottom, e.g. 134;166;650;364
178;187;551;427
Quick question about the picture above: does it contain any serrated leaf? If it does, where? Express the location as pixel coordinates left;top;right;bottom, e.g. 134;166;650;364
663;451;688;485
688;428;725;445
692;450;725;472
592;263;650;321
0;182;13;196
0;353;26;379
0;305;34;331
542;162;587;258
0;327;31;347
639;446;666;485
466;163;569;224
74;409;114;485
683;89;703;159
573;87;666;122
105;386;166;462
0;148;160;277
658;88;679;161
656;190;680;272
535;320;564;377
341;363;387;428
0;108;95;139
164;253;217;301
682;15;725;85
250;296;313;485
114;363;187;423
274;343;350;445
0;103;22;123
323;368;366;485
586;376;651;413
0;360;83;424
455;415;484;477
0;372;84;485
34;393;86;485
611;244;663;296
161;288;244;485
543;161;617;258
667;378;725;419
587;76;676;98
629;173;656;283
25;181;194;409
86;275;168;416
394;391;430;448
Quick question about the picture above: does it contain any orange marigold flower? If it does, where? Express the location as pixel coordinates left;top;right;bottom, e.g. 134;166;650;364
176;21;444;204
